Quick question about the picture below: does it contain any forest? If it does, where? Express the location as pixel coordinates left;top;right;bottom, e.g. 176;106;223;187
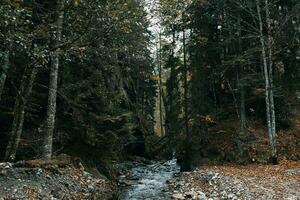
0;0;299;199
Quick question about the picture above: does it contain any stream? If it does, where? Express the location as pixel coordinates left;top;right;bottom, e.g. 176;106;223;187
119;158;180;200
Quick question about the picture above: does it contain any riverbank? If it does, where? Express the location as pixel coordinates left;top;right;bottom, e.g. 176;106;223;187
0;159;114;199
168;161;300;200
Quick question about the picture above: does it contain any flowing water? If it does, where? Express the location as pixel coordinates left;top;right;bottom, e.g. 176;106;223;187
120;158;180;200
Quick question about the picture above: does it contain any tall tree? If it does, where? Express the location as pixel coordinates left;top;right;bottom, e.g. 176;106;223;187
181;27;192;171
256;0;277;163
41;0;65;160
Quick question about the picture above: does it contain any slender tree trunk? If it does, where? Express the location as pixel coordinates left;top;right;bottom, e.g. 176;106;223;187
0;50;10;101
236;14;247;158
240;80;246;134
41;0;65;160
158;32;164;137
265;0;277;163
167;27;177;136
167;29;175;136
212;71;217;115
237;15;246;136
237;77;246;158
256;0;277;163
4;64;38;161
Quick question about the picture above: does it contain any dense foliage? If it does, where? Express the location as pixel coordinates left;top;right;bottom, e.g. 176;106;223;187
1;0;299;176
0;0;156;169
158;0;300;169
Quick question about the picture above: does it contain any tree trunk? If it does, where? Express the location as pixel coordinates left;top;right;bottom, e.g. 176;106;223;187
166;27;177;138
4;64;38;161
256;0;277;163
238;14;246;136
265;0;277;163
181;28;191;171
0;6;14;101
237;14;247;159
158;32;164;137
41;0;65;160
237;70;247;158
0;50;10;101
240;80;246;134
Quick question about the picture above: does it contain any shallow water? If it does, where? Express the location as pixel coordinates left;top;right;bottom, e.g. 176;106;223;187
120;159;180;200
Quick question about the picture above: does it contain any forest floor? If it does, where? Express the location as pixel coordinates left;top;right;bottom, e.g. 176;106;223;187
169;161;300;200
0;160;114;200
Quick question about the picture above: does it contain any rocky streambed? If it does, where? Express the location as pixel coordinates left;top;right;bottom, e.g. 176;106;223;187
118;158;180;200
117;158;248;200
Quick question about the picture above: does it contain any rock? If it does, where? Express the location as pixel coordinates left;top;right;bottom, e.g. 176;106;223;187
88;184;95;191
123;180;134;186
185;190;197;198
119;175;126;179
228;193;237;199
83;171;91;177
211;191;218;198
220;190;227;200
185;183;191;187
197;191;207;200
0;163;12;169
0;169;7;176
172;193;185;199
36;168;43;176
179;181;185;186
